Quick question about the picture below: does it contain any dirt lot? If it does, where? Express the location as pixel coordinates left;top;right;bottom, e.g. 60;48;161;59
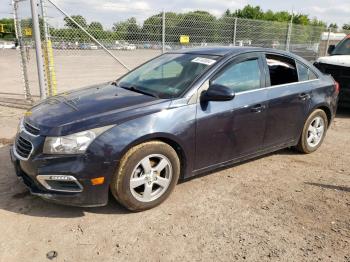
0;105;349;261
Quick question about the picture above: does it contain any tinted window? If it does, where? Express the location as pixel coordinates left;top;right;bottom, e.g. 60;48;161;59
266;54;298;86
296;62;318;81
212;59;261;93
331;38;350;55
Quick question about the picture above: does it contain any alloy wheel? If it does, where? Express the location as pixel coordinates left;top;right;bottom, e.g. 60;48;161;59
129;154;172;202
306;116;325;148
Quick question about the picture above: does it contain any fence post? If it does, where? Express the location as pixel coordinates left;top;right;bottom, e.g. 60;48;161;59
285;13;294;51
232;17;237;46
12;0;32;102
162;10;166;53
325;27;331;56
30;0;47;100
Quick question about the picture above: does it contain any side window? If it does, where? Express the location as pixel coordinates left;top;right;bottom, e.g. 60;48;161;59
212;59;261;93
266;54;298;86
296;62;318;81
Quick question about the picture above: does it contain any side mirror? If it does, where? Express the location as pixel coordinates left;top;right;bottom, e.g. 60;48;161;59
327;45;335;55
201;84;235;102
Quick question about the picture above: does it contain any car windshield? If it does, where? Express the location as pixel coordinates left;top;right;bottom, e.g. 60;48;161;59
117;53;219;98
331;37;350;55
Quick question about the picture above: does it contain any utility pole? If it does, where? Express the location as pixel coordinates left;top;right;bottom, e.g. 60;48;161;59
30;0;47;99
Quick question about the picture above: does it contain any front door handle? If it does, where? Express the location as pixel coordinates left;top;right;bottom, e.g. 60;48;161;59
251;104;266;113
299;93;311;101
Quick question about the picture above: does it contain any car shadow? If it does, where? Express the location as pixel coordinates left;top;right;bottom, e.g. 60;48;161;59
304;182;350;192
0;145;131;218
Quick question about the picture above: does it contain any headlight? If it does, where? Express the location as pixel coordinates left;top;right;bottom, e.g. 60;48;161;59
43;125;113;154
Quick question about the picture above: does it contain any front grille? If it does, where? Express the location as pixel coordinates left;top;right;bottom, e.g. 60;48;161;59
15;135;33;159
24;122;40;136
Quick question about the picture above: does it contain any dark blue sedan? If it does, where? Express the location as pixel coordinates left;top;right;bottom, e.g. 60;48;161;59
11;47;339;211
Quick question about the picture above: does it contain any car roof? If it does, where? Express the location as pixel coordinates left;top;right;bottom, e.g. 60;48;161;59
172;46;298;58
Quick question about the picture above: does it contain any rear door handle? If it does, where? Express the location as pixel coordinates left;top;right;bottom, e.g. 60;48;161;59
299;93;311;101
251;104;266;113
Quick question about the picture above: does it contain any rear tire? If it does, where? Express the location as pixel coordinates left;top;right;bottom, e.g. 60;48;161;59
110;141;180;211
296;109;328;154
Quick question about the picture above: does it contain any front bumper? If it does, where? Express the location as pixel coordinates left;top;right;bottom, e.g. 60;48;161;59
10;146;111;207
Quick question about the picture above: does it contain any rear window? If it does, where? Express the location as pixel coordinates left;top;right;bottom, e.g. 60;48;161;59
296;62;318;81
266;54;298;86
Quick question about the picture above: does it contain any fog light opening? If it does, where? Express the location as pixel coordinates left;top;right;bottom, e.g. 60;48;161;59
37;175;83;193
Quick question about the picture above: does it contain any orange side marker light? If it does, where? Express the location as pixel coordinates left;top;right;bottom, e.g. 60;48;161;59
91;177;105;185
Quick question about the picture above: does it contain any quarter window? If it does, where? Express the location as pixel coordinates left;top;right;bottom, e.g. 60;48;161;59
266;54;298;86
296;62;318;81
212;59;261;93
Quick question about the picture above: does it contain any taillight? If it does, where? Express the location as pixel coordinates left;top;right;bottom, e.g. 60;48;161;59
334;81;340;94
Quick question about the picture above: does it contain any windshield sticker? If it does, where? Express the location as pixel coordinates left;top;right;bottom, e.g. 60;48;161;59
191;57;216;66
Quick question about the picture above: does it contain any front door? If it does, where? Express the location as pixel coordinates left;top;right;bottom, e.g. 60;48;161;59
195;53;268;170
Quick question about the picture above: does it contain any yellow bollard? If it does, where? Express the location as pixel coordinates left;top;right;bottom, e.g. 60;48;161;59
43;39;57;96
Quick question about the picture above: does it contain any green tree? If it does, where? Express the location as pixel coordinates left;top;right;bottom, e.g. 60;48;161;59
329;23;338;29
64;15;87;29
0;18;15;39
141;13;163;42
113;17;140;41
343;24;350;30
233;5;264;20
176;11;217;43
89;21;103;31
310;18;326;27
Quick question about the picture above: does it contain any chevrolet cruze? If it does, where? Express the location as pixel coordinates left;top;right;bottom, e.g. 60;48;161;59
11;47;338;211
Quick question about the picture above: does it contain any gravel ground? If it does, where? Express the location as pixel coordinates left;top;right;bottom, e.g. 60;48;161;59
0;106;349;262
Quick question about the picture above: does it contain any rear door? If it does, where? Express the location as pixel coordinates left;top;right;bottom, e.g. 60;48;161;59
195;53;268;170
262;53;315;147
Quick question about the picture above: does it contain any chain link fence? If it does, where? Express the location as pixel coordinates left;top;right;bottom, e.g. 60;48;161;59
3;0;350;105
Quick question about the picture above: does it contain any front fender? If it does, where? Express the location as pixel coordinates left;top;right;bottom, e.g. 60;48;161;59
88;104;197;179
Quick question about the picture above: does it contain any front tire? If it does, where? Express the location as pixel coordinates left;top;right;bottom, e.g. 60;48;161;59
110;141;180;211
296;109;328;154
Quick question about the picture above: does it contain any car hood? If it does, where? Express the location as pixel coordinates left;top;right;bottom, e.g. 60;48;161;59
26;82;171;136
316;55;350;67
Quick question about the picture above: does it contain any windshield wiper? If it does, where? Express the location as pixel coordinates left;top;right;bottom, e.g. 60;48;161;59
118;84;159;98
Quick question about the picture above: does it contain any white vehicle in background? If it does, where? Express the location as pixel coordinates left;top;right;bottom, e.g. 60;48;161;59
0;41;15;49
123;43;136;50
314;34;350;107
90;44;98;50
113;41;136;50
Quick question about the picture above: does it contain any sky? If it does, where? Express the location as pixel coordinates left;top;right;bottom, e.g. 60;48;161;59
2;0;350;28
